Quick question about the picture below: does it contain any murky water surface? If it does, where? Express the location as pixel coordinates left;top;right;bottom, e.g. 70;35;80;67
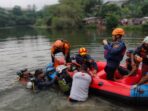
0;27;147;111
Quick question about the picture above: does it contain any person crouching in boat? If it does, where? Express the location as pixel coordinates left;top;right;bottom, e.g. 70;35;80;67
103;28;126;80
134;36;148;76
51;40;71;64
73;47;98;76
118;49;142;76
132;36;148;88
69;66;92;102
34;69;54;90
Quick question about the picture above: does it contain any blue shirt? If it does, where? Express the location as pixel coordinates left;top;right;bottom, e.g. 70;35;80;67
104;39;126;67
75;54;98;71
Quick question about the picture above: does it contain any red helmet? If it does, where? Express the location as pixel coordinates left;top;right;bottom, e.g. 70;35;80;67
112;28;125;36
79;47;87;56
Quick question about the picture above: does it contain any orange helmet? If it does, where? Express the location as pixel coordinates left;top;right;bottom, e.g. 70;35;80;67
53;40;63;48
79;47;87;56
112;28;125;36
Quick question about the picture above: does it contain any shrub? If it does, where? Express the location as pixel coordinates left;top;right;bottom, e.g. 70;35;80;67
142;23;148;32
105;14;119;29
51;17;76;29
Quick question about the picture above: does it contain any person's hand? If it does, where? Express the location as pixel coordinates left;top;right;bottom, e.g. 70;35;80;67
89;70;97;77
93;70;97;74
88;69;93;75
102;39;108;45
132;84;138;89
92;72;97;77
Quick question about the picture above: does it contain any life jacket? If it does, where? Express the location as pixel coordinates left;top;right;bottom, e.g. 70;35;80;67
57;69;72;94
51;40;70;55
62;40;70;55
75;54;98;71
62;40;71;48
104;40;126;63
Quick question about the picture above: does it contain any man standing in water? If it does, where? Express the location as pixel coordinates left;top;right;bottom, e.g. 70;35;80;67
69;66;92;102
102;28;126;80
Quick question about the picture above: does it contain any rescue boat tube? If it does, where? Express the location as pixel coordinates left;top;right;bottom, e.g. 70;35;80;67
68;61;148;105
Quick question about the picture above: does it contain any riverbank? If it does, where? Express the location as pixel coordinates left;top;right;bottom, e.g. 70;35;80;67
0;24;147;34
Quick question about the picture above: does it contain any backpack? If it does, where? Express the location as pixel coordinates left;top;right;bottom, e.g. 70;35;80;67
57;69;72;95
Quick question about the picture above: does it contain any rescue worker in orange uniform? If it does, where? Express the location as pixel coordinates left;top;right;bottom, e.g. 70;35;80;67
51;40;71;63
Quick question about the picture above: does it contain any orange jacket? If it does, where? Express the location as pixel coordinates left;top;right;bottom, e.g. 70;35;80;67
51;40;70;56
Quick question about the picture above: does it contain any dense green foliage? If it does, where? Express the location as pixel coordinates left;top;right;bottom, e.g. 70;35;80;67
0;0;148;29
51;0;84;29
142;23;148;32
105;14;118;29
0;6;36;27
100;4;121;18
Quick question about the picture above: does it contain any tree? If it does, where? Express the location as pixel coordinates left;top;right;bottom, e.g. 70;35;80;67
122;0;148;17
120;7;131;18
0;8;10;27
81;0;103;17
105;14;118;29
100;4;121;18
51;0;84;29
12;6;22;16
141;4;148;16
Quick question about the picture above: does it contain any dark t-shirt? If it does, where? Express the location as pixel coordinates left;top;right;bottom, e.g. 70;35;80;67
126;58;132;71
134;44;148;64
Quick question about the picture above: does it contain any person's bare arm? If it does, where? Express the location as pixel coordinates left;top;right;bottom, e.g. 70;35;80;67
127;65;137;76
138;75;148;85
131;54;135;65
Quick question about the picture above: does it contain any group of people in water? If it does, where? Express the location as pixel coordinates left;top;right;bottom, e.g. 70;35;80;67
17;27;148;102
